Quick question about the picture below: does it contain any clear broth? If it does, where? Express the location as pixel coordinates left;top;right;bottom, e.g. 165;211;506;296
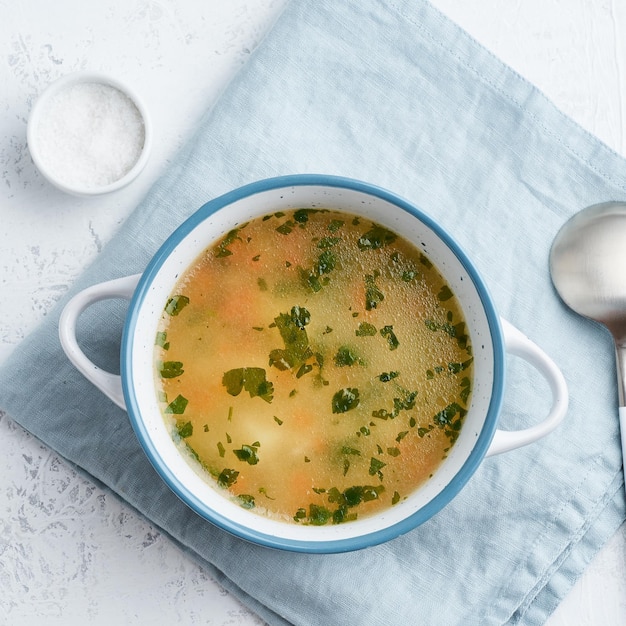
154;209;473;525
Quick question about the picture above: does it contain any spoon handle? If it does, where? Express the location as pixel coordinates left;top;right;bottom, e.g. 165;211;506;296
620;407;626;493
615;344;626;492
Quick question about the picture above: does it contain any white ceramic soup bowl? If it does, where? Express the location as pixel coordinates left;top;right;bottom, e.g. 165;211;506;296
59;175;568;553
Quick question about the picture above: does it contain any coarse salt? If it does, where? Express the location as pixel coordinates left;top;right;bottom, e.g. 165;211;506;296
35;81;146;189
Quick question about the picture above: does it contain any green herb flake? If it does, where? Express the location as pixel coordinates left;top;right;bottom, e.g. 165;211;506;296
392;491;401;505
380;325;399;350
176;420;193;439
222;367;274;403
394;391;417;412
217;468;239;488
343;486;364;506
272;415;283;424
387;447;401;457
364;274;384;311
235;494;255;509
358;224;398;250
317;250;337;275
441;323;456;337
269;307;313;371
341;446;361;456
217;441;226;457
257;277;268;291
159;360;184;379
165;394;188;415
290;305;311;329
330;504;351;524
259;487;276;500
368;457;386;477
434;403;465;428
419;253;433;269
165;295;189;316
438;285;454;301
318;236;341;249
294;208;317;224
215;227;244;258
252;254;261;262
155;331;170;349
308;504;332;526
233;444;260;465
332;388;360;414
460;377;472;404
425;319;438;332
443;362;458;374
299;268;322;292
185;443;200;462
356;322;377;337
294;508;307;522
276;220;295;235
296;363;313;378
334;346;362;367
328;219;345;232
378;371;399;382
401;270;416;282
396;430;409;442
454;322;470;350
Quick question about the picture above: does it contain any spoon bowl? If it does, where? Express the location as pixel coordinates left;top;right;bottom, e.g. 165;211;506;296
550;201;626;481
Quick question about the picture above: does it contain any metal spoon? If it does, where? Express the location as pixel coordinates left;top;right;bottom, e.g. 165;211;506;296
549;201;626;485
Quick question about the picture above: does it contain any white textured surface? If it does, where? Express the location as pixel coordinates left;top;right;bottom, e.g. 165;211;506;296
1;1;625;624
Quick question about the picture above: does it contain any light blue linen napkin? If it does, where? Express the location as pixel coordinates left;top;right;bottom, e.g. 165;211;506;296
2;0;626;623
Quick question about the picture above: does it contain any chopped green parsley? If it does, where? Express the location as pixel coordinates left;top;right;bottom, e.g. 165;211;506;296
332;388;360;414
222;367;274;403
164;295;189;316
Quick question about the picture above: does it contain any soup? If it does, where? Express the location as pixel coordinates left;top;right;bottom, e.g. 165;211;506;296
154;209;473;525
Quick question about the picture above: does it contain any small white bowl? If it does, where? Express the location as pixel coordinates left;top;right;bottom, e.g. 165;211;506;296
27;71;152;196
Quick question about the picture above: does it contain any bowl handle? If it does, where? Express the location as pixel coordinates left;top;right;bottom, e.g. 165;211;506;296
485;318;568;456
58;274;141;410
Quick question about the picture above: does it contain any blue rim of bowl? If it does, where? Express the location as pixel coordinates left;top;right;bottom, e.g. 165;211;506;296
121;174;505;553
